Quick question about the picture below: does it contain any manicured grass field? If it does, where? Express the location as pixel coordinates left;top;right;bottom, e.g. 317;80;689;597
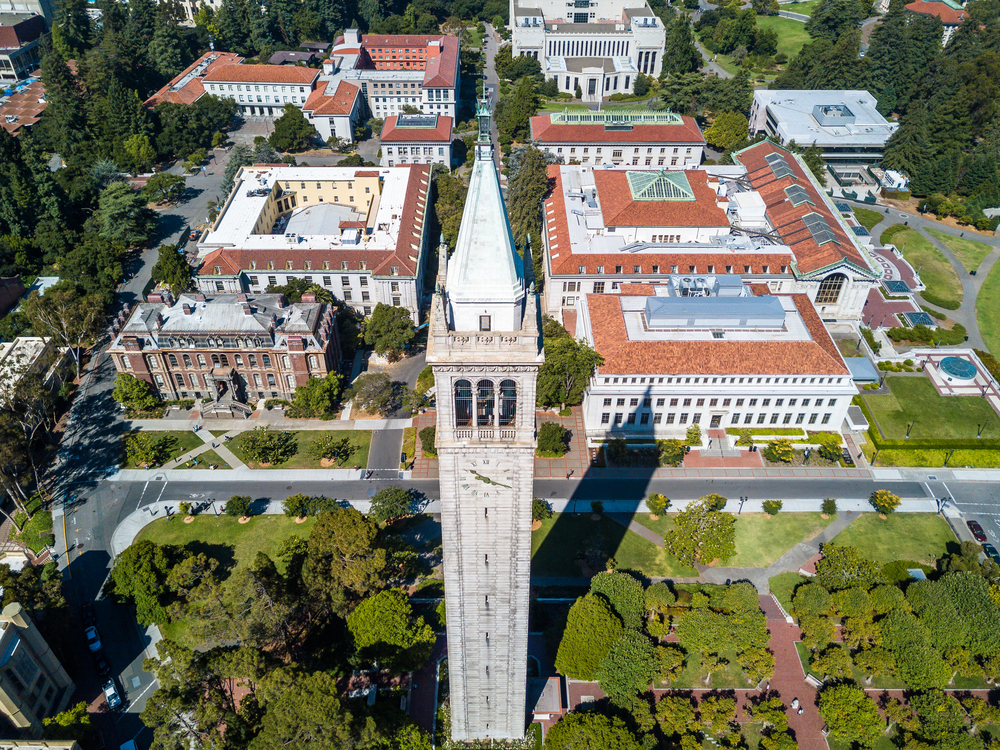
890;229;963;308
633;513;832;568
667;647;753;689
177;449;231;470
861;376;1000;441
851;206;883;232
830;512;955;565
120;430;205;468
756;15;811;58
531;514;697;578
781;0;820;14
862;444;1000;468
977;254;1000;358
836;338;864;357
768;571;808;614
927;228;993;273
228;430;371;469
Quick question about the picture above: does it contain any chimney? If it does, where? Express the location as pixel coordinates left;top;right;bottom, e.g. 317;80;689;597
288;336;305;351
183;304;193;315
277;296;287;308
196;293;206;302
147;292;162;303
237;293;248;302
243;303;253;315
162;290;175;306
154;313;164;330
301;293;316;303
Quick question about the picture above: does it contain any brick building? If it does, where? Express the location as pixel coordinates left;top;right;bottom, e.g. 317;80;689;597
108;292;340;416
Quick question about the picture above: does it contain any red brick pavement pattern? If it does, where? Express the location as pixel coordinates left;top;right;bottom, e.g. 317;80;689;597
411;410;439;480
534;407;590;479
871;246;919;288
860;287;918;330
683;450;764;469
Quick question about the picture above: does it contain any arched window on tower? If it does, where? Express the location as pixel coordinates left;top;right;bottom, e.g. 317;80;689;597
499;380;517;426
455;380;473;426
816;273;846;304
477;380;495;426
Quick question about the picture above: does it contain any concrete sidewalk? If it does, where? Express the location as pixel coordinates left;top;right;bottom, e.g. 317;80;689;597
112;467;411;482
125;417;412;431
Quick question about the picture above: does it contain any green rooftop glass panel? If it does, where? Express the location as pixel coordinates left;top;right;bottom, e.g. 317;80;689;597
626;170;696;201
550;109;683;125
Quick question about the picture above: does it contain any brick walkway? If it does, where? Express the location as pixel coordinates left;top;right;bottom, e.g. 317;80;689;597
683;450;764;469
411;411;439;480
534;407;590;480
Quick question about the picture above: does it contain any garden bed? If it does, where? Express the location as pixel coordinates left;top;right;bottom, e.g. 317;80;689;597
227;429;371;469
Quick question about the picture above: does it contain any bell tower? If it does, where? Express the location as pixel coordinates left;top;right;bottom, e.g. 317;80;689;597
426;97;543;741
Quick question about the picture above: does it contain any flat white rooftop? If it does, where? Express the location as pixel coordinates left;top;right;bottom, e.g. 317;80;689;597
754;90;897;145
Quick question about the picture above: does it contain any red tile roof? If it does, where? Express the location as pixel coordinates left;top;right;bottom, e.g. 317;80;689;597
530;113;705;144
584;292;849;376
905;1;967;24
302;81;360;116
198;165;432;279
593;169;730;227
0;79;46;135
204;64;320;85
732;141;874;277
381;115;453;143
0;14;45;49
144;52;244;107
332;33;460;88
543;166;793;276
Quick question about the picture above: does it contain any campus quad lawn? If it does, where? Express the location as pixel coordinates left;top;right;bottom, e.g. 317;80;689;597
768;571;808;614
927;228;993;273
668;647;751;690
890;229;963;308
632;512;832;568
530;514;697;578
781;0;820;14
851;206;883;232
831;512;955;566
861;376;1000;441
755;15;811;58
120;430;205;468
228;430;371;469
977;255;1000;358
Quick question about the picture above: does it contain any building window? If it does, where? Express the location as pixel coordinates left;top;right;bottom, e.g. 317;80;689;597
757;414;767;424
816;273;846;304
614;413;623;424
602;413;610;424
640;412;650;425
732;413;741;424
796;413;805;424
809;414;819;424
479;315;491;331
679;413;689;424
627;413;636;424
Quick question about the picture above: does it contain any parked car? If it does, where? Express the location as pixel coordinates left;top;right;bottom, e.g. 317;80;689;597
189;230;200;241
967;519;987;543
103;679;122;710
983;543;1000;566
93;651;111;678
841;448;855;466
80;603;96;627
85;626;102;652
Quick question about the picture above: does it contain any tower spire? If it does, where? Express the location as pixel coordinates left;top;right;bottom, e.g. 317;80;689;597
476;75;493;161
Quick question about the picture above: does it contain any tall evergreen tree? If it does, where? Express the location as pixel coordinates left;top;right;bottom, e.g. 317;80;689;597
882;101;929;176
52;0;92;58
39;50;89;159
662;15;703;76
148;12;187;82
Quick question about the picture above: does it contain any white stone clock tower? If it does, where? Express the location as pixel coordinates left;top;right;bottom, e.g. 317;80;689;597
425;97;543;741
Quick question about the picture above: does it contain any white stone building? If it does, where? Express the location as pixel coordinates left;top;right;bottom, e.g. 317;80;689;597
302;80;363;142
196;164;433;323
380;113;453;167
531;109;705;166
576;284;857;440
202;64;320;117
510;0;665;100
749;90;898;165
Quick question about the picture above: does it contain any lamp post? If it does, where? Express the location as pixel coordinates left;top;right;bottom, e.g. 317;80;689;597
738;496;747;515
978;421;988;439
905;421;914;439
944;449;955;466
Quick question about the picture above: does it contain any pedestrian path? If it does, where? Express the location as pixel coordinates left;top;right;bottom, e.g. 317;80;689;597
125;416;412;431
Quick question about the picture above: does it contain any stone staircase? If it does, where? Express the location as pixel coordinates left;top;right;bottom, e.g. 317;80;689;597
699;430;742;458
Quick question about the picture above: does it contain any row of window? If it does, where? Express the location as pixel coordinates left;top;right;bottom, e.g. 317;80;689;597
153;371;292;390
240;258;400;275
208;84;308;93
130;352;322;371
454;379;518;427
283;181;365;191
243;275;401;290
235;95;301;104
602;396;837;409
566;263;788;276
601;411;834;426
600;375;846;385
384;147;447;155
551;146;693;156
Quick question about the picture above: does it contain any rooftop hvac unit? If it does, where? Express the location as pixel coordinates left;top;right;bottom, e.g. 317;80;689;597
284;232;299;244
680;277;693;289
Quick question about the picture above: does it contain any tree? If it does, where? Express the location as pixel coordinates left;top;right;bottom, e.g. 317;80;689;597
792;582;831;617
590;570;645;631
657;645;686;684
676;608;730;656
95;181;156;248
806;0;872;41
126;433;169;467
219;139;282;197
236;426;297;465
665;495;736;566
655;694;699;737
109;540;179;626
749;696;788;732
369;486;414;523
763;500;783;515
594;631;659;706
266;277;334;303
347;589;435;671
537;421;569;455
225;495;253;517
662;15;703;76
685;423;702;446
545;711;642;750
302;507;387;610
43;702;96;744
348;372;397;415
150;243;192;295
537;337;604;410
818;684;884;747
418;426;436;456
123;133;157;174
269;104;318;152
811;645;853;679
292;372;342;416
142;173;187;204
495;76;537;144
505;146;551;274
646;493;670;516
763;439;794;463
802;143;828;187
251;669;362;750
532;497;553;522
700;695;737;736
555;593;624;680
53;0;90;58
307;434;355;465
814;544;883;590
741;647;776;684
364;303;415;358
870;488;900;514
39;50;88;158
23;285;104;376
112;373;161;412
704;112;749;151
880;609;950;689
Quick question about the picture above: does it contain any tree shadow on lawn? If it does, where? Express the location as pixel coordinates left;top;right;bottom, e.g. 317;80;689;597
182;541;237;576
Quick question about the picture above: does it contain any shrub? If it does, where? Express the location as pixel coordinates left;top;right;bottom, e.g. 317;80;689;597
822;498;837;516
735;429;754;447
537;422;569;455
225;495;253;517
178;501;191;516
763;500;783;515
818;443;841;462
646;493;670;516
686;423;702;446
870;489;901;514
591;500;604;515
657;439;685;466
763;439;794;463
532;498;553;522
418;426;437;457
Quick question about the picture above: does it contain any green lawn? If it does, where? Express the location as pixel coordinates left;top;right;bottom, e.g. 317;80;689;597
136;514;317;572
632;513;832;568
120;430;206;468
927;228;993;273
177;449;230;470
756;15;811;58
768;571;808;614
836;338;864;357
977;254;1000;358
831;512;955;565
531;514;697;578
851;206;883;232
228;430;371;469
667;647;755;689
781;0;820;14
890;229;963;308
861;376;1000;441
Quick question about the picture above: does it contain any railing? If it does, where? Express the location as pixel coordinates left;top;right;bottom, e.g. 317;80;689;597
453;428;516;441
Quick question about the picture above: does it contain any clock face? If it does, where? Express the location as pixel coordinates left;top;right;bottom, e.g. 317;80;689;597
460;457;514;498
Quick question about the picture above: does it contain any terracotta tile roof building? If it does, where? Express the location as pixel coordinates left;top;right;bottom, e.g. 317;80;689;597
301;80;363;142
144;51;245;108
530;110;705;166
380;114;453;167
575;285;856;440
905;1;967;43
196;164;433;322
0;76;45;134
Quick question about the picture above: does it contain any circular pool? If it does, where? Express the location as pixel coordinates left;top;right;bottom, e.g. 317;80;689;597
939;356;977;381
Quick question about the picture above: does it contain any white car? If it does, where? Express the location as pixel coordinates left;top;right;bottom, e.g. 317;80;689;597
103;680;121;710
85;626;101;652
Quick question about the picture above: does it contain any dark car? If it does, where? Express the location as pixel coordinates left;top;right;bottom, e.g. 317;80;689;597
841;448;855;466
93;651;111;678
103;679;122;710
80;603;96;627
983;543;1000;566
968;519;988;543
